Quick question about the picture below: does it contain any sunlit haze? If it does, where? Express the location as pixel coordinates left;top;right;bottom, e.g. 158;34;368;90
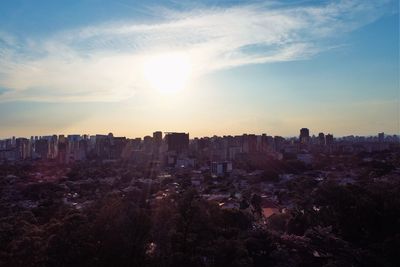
143;52;192;93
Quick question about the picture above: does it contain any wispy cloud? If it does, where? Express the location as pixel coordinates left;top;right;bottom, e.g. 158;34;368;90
0;0;394;102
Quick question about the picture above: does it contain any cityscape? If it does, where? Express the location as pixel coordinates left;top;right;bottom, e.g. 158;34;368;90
0;129;399;266
0;0;399;266
0;130;398;165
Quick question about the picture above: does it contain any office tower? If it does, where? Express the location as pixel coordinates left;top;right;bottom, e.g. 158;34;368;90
260;133;268;152
95;135;111;159
165;132;189;153
153;131;163;144
143;135;153;152
299;128;310;144
131;138;142;150
35;139;49;160
67;135;81;161
242;134;257;153
318;132;325;146
78;138;88;160
58;135;68;163
112;137;128;158
48;135;58;159
152;131;163;155
15;138;30;160
325;134;334;145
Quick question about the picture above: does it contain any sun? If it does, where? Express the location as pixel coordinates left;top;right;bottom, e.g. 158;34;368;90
143;52;192;93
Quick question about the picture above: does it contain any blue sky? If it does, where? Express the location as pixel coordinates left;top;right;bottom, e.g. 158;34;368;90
0;0;398;138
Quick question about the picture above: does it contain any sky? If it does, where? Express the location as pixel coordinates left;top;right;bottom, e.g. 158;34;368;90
0;0;398;138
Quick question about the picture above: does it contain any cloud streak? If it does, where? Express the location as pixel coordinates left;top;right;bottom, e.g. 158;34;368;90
0;0;394;102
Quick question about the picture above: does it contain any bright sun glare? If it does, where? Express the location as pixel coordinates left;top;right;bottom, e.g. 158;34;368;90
143;52;192;93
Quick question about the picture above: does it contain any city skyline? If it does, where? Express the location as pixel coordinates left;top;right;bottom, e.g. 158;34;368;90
1;128;395;164
0;128;394;141
0;0;399;138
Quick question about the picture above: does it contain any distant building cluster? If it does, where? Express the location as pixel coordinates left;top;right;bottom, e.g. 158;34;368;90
0;130;398;170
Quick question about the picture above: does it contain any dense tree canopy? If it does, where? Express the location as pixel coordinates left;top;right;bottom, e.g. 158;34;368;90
0;158;399;267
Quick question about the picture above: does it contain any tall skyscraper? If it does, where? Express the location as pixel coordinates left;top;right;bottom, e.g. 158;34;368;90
35;139;49;160
242;134;257;153
325;134;334;145
299;128;310;144
165;132;189;153
318;132;325;146
153;131;163;144
58;135;67;163
15;138;30;160
143;135;153;152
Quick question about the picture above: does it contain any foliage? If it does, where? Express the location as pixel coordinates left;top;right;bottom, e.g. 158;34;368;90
0;160;399;267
